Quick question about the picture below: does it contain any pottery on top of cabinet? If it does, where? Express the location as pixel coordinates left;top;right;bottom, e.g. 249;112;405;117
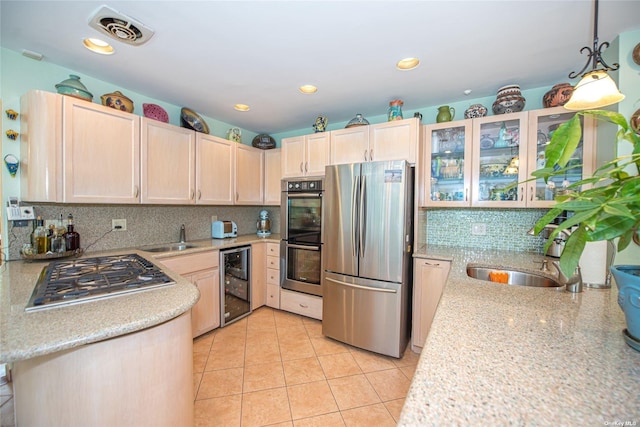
436;106;455;123
542;83;574;108
313;116;328;133
464;104;488;119
345;114;370;128
492;84;525;115
142;103;169;122
55;74;93;102
388;100;403;121
101;91;134;113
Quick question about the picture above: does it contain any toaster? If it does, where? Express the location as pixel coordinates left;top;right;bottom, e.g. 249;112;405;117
212;220;237;239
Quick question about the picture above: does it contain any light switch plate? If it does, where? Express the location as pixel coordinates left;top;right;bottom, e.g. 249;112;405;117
471;223;487;236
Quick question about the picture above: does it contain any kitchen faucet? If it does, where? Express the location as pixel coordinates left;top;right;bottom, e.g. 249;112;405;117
179;224;186;243
550;261;583;293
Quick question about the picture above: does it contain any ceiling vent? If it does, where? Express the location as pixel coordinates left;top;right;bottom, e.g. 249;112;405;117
88;5;154;46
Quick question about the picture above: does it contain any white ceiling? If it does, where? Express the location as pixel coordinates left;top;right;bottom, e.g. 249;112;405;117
2;1;640;135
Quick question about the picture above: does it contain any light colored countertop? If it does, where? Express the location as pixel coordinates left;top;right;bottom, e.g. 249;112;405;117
399;245;639;425
0;234;280;363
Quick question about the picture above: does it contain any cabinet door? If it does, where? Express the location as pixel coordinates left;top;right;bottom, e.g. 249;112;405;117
421;120;473;207
305;133;330;176
471;112;528;207
281;136;306;178
369;118;418;163
196;134;235;205
412;259;451;351
191;268;221;338
264;148;282;205
235;144;265;204
140;118;195;204
251;242;266;310
63;97;140;203
330;126;369;164
20;90;63;202
525;107;596;207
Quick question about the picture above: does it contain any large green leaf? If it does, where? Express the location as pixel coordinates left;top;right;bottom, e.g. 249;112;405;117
588;216;637;241
558;226;587;277
545;115;582;167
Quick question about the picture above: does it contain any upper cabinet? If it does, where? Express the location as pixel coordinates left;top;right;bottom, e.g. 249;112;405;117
281;132;330;178
419;107;596;208
140;118;195;204
264;149;282;205
235;144;264;205
21;90;141;204
331;118;419;165
196;134;236;205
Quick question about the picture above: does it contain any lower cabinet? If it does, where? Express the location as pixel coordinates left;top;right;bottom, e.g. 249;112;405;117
412;257;451;353
157;250;220;338
280;288;322;320
266;242;280;309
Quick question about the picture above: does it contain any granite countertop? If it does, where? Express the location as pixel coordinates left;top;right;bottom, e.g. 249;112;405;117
399;245;639;425
0;234;280;364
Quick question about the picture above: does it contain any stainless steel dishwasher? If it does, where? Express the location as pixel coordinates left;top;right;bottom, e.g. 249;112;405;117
220;246;251;327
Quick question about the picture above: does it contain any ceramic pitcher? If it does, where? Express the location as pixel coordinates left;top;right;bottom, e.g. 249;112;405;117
436;106;455;123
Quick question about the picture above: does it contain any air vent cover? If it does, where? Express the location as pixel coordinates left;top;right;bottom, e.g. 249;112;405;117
88;5;154;46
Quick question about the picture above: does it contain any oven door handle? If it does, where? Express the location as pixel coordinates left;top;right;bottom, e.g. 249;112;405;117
286;243;320;251
286;193;323;199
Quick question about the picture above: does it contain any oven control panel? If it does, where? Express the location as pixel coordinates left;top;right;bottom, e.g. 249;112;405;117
285;179;323;192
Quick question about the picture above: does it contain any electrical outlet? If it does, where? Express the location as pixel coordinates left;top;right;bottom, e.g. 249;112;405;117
471;223;487;236
112;219;127;231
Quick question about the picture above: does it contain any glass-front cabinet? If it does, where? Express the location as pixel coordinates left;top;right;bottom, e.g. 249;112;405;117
525;106;596;208
421;120;472;207
471;112;528;207
420;107;596;208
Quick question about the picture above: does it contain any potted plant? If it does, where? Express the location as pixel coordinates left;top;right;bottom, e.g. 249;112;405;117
531;109;640;347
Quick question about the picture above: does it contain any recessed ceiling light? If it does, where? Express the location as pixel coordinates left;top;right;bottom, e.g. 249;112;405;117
234;104;250;112
299;85;318;94
396;58;420;70
83;37;114;55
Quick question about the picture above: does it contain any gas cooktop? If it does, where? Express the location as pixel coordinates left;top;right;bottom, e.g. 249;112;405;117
26;253;175;312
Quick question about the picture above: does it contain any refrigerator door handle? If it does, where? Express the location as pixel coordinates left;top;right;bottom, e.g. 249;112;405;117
352;175;360;258
325;277;397;294
359;175;366;258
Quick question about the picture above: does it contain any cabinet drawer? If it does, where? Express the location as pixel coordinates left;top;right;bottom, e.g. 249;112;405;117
158;250;219;275
280;289;322;320
266;268;280;285
266;255;279;270
266;243;279;256
266;284;280;309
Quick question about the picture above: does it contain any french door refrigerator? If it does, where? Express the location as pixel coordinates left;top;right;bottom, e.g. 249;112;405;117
322;160;414;358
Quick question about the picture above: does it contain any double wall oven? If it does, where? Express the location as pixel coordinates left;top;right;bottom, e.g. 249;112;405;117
281;178;323;297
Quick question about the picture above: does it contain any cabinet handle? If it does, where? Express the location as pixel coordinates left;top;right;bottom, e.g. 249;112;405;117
198;190;202;200
465;188;468;201
364;150;368;161
133;185;139;198
424;261;440;266
300;162;304;173
299;303;309;308
190;189;195;200
369;149;373;161
520;186;524;201
305;162;308;172
236;192;239;201
530;186;534;201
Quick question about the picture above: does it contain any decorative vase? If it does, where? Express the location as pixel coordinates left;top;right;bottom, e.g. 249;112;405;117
388;100;403;121
542;83;574;108
436;106;455;123
313;116;328;133
492;84;526;115
464;104;487;119
55;74;93;102
611;265;640;351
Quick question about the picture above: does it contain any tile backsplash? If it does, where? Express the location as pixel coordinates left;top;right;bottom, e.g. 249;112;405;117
421;208;548;253
5;204;281;260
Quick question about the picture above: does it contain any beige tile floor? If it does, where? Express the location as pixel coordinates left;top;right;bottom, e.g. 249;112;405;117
193;307;419;427
0;307;419;427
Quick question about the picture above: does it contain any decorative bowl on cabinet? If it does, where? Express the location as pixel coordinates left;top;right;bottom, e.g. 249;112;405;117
492;84;525;115
542;83;574;108
55;74;93;102
101;91;134;113
180;107;210;134
143;103;169;123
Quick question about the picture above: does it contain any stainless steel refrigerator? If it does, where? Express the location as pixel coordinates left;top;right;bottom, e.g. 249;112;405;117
322;160;414;358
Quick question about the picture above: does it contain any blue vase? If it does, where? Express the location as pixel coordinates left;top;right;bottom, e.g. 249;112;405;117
611;265;640;350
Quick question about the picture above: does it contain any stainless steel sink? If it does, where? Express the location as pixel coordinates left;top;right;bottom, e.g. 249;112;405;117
139;243;197;253
466;265;563;288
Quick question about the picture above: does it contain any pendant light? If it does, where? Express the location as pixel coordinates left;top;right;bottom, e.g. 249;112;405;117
564;0;624;110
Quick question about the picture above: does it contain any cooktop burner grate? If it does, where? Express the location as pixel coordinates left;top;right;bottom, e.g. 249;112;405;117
26;253;175;312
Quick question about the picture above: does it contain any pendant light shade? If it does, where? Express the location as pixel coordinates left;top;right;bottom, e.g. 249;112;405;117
564;70;625;110
565;0;624;110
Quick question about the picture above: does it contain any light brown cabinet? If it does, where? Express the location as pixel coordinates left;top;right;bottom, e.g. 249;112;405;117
331;118;420;165
251;242;267;310
158;250;220;338
21;90;141;203
140;118;196;204
281;132;330;178
264;148;282;205
196;134;236;205
235;144;264;204
412;258;451;352
265;242;280;309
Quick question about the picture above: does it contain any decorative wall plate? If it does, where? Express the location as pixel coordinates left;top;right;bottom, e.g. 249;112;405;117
633;42;640;66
